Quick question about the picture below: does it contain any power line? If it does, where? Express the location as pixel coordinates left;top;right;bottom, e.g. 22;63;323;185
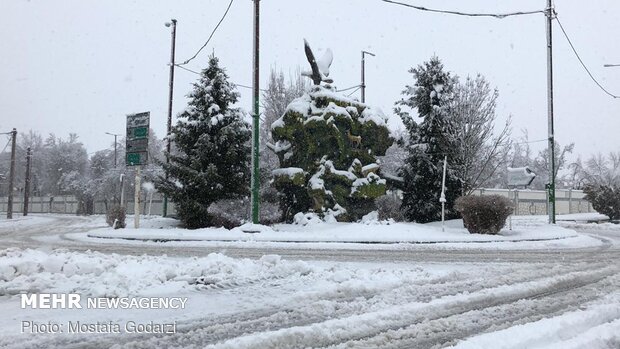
555;16;620;99
175;63;267;92
381;0;544;18
0;137;11;154
346;86;362;97
336;84;361;92
179;0;234;66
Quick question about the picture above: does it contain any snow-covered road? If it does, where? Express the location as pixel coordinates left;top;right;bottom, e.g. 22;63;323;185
0;215;619;348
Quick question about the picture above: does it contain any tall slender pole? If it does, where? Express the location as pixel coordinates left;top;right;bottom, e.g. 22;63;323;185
440;156;447;232
360;51;375;103
251;0;260;224
134;166;141;228
546;0;556;224
113;134;117;168
23;147;31;216
163;18;177;218
6;129;16;219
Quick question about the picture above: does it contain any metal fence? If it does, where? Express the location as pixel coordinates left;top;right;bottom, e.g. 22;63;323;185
0;189;594;216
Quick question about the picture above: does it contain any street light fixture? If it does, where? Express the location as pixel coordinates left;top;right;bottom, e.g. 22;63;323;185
361;50;375;103
603;64;620;67
105;132;120;168
163;18;177;218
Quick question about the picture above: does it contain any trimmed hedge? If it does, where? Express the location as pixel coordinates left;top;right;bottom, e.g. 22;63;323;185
455;195;513;235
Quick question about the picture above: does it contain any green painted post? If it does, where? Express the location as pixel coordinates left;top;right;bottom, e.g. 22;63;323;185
251;0;260;224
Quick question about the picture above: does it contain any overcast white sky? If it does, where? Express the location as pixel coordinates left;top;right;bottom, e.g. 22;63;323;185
1;0;619;159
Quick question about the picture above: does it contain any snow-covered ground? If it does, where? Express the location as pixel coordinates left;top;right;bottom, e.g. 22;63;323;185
80;214;605;250
0;214;618;348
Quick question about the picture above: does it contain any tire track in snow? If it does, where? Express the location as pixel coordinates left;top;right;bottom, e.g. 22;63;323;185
198;265;618;349
332;268;620;348
34;262;612;349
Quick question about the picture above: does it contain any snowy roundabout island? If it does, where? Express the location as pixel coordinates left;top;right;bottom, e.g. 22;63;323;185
0;213;619;349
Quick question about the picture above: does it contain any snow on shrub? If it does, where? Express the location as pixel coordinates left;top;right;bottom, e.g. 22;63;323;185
375;194;404;222
455;195;513;234
583;184;620;220
105;205;126;229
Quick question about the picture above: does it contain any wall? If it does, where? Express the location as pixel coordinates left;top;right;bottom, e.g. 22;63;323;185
470;188;594;215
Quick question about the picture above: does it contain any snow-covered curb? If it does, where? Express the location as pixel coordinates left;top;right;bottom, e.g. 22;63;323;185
85;217;586;245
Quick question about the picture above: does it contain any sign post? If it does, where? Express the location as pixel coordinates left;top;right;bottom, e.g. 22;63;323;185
440;156;447;232
126;112;150;229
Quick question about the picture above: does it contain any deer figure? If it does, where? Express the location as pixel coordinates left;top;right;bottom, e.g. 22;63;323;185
347;130;362;148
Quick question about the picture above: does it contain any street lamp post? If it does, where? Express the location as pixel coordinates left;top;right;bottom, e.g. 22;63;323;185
105;132;120;168
163;19;177;218
361;50;375;103
105;132;121;205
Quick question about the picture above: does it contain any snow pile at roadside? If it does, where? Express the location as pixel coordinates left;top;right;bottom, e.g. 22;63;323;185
0;249;314;298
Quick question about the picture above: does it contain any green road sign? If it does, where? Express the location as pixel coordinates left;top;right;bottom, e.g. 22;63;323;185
126;112;150;166
132;127;148;139
126;152;148;166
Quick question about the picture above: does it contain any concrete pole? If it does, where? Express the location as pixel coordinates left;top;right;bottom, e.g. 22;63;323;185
23;147;31;216
6;128;16;219
163;19;177;218
545;0;556;224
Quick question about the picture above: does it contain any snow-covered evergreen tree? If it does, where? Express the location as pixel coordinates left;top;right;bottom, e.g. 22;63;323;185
156;56;251;228
395;56;462;223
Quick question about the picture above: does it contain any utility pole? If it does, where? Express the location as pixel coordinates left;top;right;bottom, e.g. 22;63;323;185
105;132;119;168
23;147;31;216
163;19;177;218
251;0;260;224
6;128;16;219
360;50;375;103
545;0;556;224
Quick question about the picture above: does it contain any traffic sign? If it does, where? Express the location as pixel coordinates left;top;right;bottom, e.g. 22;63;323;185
126;112;150;166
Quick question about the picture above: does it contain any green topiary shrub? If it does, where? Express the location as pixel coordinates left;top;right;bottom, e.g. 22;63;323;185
106;205;126;229
455;195;513;234
583;184;620;220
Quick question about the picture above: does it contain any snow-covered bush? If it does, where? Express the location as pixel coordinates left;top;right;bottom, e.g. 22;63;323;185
455;195;513;234
375;194;404;222
584;184;620;220
105;205;126;229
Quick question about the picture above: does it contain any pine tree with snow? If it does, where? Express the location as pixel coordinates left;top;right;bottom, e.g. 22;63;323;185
156;56;251;228
395;56;462;223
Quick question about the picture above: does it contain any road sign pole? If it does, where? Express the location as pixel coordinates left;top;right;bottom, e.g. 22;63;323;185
134;166;141;229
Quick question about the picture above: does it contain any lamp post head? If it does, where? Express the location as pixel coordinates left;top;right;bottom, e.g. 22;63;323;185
165;19;177;27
